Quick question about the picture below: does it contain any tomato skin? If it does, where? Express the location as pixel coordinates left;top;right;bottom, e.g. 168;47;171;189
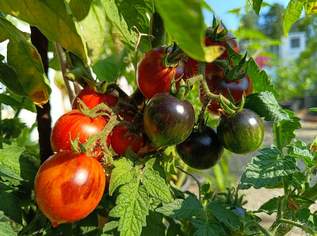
176;127;224;169
144;93;195;147
109;124;144;155
217;109;264;154
137;47;176;98
72;88;118;109
51;110;107;152
34;151;106;227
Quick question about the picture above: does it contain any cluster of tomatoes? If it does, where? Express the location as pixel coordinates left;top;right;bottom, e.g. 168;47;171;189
34;26;265;227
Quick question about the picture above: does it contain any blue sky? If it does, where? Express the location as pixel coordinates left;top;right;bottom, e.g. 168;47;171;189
205;0;289;29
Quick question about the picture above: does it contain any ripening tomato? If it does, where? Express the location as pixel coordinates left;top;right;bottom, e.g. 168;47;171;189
137;47;176;98
72;87;118;109
200;69;253;114
108;124;144;155
144;93;195;147
217;109;264;154
34;151;106;227
51;110;107;152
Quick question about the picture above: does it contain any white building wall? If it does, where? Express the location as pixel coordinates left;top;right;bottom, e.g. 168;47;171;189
280;32;306;61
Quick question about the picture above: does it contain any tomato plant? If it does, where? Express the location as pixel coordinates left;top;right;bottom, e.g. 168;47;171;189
0;1;317;236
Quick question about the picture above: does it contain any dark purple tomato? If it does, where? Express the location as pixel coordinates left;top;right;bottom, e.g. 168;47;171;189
176;126;224;169
143;93;195;147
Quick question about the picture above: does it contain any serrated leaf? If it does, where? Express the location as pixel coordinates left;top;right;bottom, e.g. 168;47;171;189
239;147;299;189
109;180;150;236
0;18;50;105
0;222;17;236
143;158;172;203
207;202;240;230
0;143;25;182
274;110;301;148
109;158;134;195
69;0;93;21
155;0;224;62
245;92;291;122
246;58;275;94
0;0;87;63
102;221;118;233
288;140;314;167
156;195;203;220
283;0;304;35
77;0;107;64
251;0;263;14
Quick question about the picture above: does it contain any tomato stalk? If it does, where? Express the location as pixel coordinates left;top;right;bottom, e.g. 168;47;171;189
55;43;75;105
176;166;202;201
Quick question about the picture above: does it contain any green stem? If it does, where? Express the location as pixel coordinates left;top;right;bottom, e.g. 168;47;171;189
175;164;189;188
278;218;315;235
55;43;75;105
177;166;201;201
273;123;282;150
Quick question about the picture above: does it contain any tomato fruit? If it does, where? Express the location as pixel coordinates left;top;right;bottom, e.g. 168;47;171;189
217;109;264;154
73;87;118;109
34;151;106;227
108;124;144;155
176;126;224;169
201;70;253;114
51;110;107;152
137;47;176;98
144;93;195;147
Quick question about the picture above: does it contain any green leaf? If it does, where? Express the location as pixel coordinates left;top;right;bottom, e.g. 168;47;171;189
245;92;291;122
93;49;129;82
192;220;225;236
141;212;165;236
274;110;301;148
0;0;87;63
304;1;317;14
103;0;153;50
0;143;25;182
246;58;275;94
0;220;17;236
143;158;172;203
251;0;263;14
259;197;282;215
109;179;150;236
102;221;119;233
0;63;24;95
0;18;50;105
207;202;240;230
109;158;134;196
239;147;299;189
287;140;314;167
155;0;224;62
156;195;203;220
0;183;22;224
77;0;107;64
69;0;93;21
283;0;304;35
0;94;35;112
